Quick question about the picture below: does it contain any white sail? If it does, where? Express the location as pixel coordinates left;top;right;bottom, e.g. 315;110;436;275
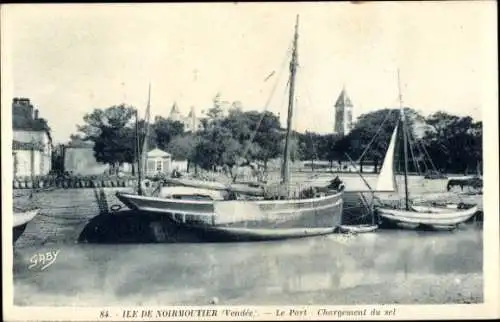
375;124;399;192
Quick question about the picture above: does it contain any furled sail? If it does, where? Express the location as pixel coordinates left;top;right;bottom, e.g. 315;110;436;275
375;123;399;192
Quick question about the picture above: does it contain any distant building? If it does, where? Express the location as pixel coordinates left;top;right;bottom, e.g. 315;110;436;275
63;138;136;175
12;98;53;177
167;103;200;133
63;140;109;175
334;88;353;136
145;148;172;176
213;92;231;114
168;102;182;122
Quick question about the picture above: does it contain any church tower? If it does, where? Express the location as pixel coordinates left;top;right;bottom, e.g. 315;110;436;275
168;102;181;122
334;87;353;136
186;106;198;132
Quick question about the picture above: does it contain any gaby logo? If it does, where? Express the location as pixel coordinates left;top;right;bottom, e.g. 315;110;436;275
28;249;60;271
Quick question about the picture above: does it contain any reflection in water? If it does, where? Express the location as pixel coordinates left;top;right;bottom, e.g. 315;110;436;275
14;228;482;306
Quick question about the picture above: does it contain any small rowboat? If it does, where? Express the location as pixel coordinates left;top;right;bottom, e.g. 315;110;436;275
338;224;378;234
377;204;478;227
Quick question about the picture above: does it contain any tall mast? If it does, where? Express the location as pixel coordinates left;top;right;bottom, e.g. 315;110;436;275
281;15;299;186
397;69;410;210
135;109;143;195
141;83;152;175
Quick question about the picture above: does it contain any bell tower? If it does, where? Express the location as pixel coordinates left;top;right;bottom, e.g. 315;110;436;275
334;87;353;136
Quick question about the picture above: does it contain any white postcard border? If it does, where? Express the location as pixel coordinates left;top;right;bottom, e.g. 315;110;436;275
2;2;499;321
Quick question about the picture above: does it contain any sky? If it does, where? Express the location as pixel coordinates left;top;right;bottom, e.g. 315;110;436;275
1;1;497;144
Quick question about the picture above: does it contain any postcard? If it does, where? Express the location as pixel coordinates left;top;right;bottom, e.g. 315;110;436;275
2;1;499;321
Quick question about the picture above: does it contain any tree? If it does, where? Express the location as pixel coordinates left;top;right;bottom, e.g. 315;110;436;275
77;105;136;140
422;112;482;174
153;117;185;150
193;126;240;171
166;134;199;172
93;126;136;174
219;108;283;170
339;107;424;173
321;134;341;169
75;105;137;174
250;111;283;169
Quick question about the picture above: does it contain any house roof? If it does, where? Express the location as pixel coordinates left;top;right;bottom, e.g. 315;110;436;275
12;140;44;151
13;119;53;144
169;102;180;116
147;148;171;158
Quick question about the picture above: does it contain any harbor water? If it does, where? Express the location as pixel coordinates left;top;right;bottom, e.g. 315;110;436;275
12;175;483;305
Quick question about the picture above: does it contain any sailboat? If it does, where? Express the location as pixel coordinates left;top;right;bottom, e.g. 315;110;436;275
372;73;478;230
115;16;345;241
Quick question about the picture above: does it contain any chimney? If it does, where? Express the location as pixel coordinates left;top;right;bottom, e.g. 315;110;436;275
34;109;39;119
19;98;30;105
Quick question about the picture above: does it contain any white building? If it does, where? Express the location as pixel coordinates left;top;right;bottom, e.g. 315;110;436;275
12;139;51;177
12;98;53;177
168;103;200;133
145;148;172;176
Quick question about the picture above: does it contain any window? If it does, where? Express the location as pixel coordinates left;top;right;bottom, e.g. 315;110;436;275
156;159;162;172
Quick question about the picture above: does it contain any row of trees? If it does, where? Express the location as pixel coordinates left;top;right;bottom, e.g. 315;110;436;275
69;102;482;176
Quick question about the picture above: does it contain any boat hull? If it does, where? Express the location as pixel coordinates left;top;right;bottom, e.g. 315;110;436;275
13;209;39;242
115;191;343;241
376;205;478;228
164;178;265;197
338;224;378;234
13;223;29;242
160;221;338;242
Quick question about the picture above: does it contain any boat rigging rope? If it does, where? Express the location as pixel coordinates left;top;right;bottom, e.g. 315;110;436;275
356;109;395;163
413;139;430;173
405;124;422;176
297;66;321;179
418;138;439;173
238;40;293;165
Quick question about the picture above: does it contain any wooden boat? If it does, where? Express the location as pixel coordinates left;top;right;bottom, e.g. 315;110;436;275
377;204;478;226
371;72;478;229
338;224;378;234
162;177;265;197
411;203;463;213
116;16;344;242
13;208;39;242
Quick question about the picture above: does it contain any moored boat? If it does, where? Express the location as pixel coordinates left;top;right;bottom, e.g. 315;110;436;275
370;72;478;229
377;204;478;226
162;177;265;197
116;188;343;241
115;16;344;242
338;224;378;234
